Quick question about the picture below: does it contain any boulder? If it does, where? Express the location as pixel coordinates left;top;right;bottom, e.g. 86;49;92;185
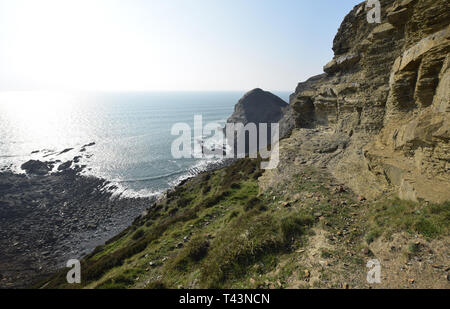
57;161;73;171
21;160;53;175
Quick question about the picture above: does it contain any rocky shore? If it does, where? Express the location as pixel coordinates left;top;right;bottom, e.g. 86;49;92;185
0;142;237;288
0;147;156;288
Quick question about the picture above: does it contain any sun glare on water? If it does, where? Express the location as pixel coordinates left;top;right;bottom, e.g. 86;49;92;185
0;91;81;151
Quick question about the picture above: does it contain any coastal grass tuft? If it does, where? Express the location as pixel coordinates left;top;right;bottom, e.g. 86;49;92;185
132;229;145;240
199;212;284;288
281;214;314;243
244;197;262;211
198;208;314;288
97;269;143;289
364;199;450;241
165;236;210;272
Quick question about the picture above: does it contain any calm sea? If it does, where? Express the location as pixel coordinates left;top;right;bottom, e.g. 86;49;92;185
0;91;290;197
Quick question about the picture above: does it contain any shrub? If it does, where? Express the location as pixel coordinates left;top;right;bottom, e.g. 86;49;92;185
186;237;210;261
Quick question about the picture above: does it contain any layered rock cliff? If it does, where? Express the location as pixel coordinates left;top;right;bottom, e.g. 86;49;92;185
274;0;449;203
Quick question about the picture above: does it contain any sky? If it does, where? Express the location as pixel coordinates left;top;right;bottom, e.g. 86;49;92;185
0;0;362;92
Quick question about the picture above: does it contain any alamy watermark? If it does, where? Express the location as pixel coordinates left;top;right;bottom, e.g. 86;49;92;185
366;0;381;24
366;259;382;284
66;259;81;284
171;115;280;170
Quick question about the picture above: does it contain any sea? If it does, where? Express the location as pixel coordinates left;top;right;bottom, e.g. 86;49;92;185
0;91;290;198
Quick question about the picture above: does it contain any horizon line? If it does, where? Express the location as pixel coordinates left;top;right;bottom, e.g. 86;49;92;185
0;89;294;93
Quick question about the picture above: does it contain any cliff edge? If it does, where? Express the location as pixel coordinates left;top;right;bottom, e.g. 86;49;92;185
263;0;450;203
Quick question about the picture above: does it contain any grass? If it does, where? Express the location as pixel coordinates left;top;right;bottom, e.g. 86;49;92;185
320;249;333;259
365;229;382;244
97;269;142;289
132;229;145;240
244;197;263;211
145;280;167;289
199;212;284;288
364;199;450;241
408;242;420;254
165;236;210;272
281;215;314;243
36;159;450;289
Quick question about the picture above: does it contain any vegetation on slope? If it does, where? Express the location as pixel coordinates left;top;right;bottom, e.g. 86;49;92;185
37;158;449;289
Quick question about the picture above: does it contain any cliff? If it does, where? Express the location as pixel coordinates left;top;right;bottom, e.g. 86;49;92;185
266;0;450;203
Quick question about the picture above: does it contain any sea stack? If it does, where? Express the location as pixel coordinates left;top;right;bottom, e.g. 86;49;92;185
227;88;288;126
226;88;293;155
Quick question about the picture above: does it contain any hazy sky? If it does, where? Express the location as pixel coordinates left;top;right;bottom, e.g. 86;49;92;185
0;0;361;92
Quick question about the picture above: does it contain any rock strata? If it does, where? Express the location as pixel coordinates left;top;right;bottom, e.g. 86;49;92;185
267;0;449;203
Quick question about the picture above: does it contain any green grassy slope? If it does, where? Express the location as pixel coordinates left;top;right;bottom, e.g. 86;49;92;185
37;158;449;289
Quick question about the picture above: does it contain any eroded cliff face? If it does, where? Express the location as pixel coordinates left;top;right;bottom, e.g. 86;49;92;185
271;0;449;203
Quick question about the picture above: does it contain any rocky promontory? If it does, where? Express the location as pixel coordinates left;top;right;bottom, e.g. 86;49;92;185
225;88;294;155
227;88;288;126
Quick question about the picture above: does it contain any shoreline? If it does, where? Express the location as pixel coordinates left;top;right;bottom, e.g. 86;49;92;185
0;166;155;288
0;148;234;288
